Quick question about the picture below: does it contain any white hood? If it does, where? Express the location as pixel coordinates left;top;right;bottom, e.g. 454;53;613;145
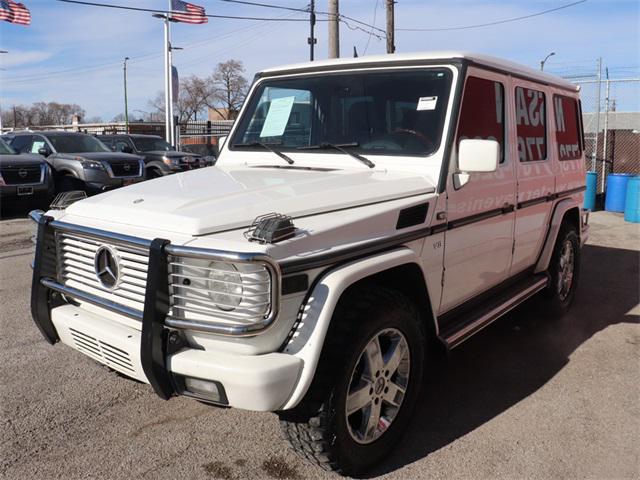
66;165;436;235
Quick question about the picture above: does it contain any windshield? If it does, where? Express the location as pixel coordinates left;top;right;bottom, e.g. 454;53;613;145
0;138;17;155
131;137;173;152
231;68;453;157
46;134;111;153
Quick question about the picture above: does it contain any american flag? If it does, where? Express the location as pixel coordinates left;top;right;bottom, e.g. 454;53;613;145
170;0;208;24
0;0;31;26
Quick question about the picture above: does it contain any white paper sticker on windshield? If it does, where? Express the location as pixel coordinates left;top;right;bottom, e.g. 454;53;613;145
260;96;296;138
417;96;438;111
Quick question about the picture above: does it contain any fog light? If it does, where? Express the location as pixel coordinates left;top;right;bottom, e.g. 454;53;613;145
184;377;223;402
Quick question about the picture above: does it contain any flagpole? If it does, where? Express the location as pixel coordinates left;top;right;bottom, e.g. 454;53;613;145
163;15;171;144
167;0;175;147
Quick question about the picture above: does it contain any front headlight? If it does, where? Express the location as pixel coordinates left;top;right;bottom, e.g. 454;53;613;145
168;257;273;328
207;261;243;311
162;156;181;167
80;159;106;170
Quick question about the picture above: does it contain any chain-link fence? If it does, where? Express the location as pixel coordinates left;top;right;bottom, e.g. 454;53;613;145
571;75;640;194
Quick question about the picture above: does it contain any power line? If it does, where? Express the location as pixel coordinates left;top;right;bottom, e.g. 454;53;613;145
2;13;300;83
397;0;587;32
55;0;311;21
363;0;380;55
215;0;309;14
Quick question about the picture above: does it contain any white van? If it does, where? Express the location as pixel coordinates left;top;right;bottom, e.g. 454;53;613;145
30;52;588;475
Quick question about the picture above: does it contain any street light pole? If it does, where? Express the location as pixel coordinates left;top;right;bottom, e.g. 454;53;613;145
0;50;7;132
540;51;555;71
123;56;130;133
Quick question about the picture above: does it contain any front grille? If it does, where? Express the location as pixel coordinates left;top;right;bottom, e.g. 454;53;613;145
0;164;42;184
69;327;135;373
109;161;140;177
56;232;149;314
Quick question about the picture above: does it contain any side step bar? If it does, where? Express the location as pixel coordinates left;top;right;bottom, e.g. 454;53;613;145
439;274;549;349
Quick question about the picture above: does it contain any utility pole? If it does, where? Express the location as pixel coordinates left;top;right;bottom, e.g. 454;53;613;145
386;0;395;54
601;67;610;193
592;57;602;173
123;57;130;133
308;0;316;61
328;0;339;59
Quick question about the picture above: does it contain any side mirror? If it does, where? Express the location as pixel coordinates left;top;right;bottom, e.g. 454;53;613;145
455;139;500;188
38;147;51;157
122;145;133;154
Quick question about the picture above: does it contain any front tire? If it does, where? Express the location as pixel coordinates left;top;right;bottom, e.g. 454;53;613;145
279;286;425;476
541;224;580;316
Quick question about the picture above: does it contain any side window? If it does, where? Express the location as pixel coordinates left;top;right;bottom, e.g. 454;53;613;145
515;86;547;161
553;95;582;160
457;76;505;162
31;136;46;153
115;140;131;152
10;135;33;153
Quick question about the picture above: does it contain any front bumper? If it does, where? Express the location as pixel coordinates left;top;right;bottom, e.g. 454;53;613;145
51;304;302;410
29;211;298;411
0;182;53;199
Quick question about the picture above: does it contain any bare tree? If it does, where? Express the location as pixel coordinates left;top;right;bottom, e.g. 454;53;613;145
1;102;86;128
148;75;215;123
208;59;248;120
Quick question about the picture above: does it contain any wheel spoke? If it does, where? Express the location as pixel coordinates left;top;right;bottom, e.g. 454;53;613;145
382;380;406;408
384;337;407;376
346;383;372;415
364;336;384;375
364;400;382;441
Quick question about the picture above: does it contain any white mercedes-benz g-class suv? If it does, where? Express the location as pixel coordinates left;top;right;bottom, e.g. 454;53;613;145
29;52;588;475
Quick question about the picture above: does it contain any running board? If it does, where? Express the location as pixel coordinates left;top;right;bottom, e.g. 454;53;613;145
439;275;549;349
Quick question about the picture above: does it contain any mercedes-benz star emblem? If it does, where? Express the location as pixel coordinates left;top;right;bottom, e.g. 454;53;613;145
94;245;121;290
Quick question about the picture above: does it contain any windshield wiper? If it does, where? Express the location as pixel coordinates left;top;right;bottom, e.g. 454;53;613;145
297;142;375;169
234;141;294;165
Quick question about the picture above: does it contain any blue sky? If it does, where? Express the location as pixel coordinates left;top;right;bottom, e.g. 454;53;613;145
1;0;638;120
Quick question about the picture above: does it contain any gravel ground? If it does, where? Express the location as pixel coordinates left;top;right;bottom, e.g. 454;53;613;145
0;209;638;480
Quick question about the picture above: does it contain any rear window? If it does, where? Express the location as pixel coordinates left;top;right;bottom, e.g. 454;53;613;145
553;95;582;160
515;86;547;161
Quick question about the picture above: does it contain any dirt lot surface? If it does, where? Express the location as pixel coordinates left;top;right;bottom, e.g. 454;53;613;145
1;209;638;480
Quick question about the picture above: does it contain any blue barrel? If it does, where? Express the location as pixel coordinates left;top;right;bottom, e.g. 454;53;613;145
584;172;597;210
624;176;640;223
605;173;633;212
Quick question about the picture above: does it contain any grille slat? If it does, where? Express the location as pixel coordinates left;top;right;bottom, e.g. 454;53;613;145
58;232;149;313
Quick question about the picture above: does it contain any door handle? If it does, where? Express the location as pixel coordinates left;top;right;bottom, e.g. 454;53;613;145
436;211;447;221
501;203;514;214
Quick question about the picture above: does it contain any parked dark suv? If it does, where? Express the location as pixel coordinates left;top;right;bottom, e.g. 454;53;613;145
100;134;212;179
0;138;54;208
5;131;144;194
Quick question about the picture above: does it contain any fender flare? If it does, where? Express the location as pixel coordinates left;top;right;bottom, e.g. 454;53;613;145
55;168;81;179
281;248;424;410
145;161;171;174
534;198;580;274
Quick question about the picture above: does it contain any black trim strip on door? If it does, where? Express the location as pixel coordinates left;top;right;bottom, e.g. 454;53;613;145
279;186;583;275
517;186;586;210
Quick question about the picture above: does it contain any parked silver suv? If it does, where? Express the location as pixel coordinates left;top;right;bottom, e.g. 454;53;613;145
6;131;144;193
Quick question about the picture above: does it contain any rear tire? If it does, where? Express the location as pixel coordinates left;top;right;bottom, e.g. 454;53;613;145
278;286;425;476
145;168;162;180
541;224;580;316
